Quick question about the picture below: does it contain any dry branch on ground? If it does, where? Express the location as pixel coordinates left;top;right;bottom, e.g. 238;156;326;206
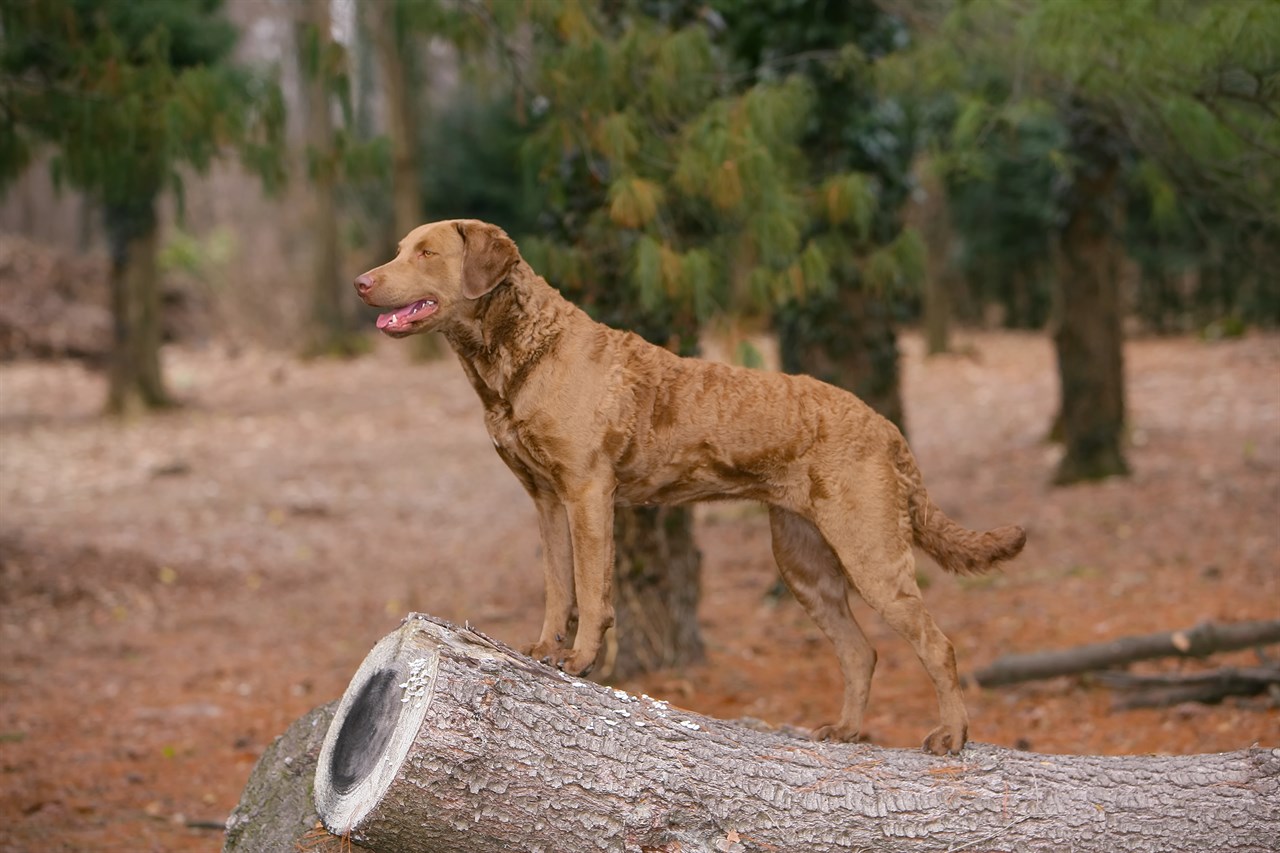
1096;665;1280;709
973;619;1280;687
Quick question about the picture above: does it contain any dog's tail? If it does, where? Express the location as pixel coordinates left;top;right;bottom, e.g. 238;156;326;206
895;438;1026;575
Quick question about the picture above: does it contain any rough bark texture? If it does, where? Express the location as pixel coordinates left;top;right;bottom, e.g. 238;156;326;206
224;701;337;853
974;619;1280;687
297;614;1279;853
603;505;705;680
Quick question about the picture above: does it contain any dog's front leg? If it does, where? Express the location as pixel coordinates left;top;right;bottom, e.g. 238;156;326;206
527;493;574;664
560;482;616;676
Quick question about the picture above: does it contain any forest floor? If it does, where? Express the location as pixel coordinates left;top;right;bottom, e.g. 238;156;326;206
1;329;1277;852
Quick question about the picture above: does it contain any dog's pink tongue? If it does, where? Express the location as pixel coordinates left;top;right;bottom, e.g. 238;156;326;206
375;300;430;330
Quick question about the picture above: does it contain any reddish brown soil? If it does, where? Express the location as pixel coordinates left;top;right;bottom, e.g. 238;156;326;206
1;330;1277;851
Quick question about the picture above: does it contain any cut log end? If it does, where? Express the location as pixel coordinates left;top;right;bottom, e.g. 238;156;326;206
329;668;401;792
314;626;441;835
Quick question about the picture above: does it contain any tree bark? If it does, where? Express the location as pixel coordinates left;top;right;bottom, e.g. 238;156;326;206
1050;112;1129;484
367;0;420;240
908;155;953;356
104;199;171;414
287;614;1280;853
224;702;337;852
603;505;704;680
973;619;1280;687
922;243;951;357
297;0;356;357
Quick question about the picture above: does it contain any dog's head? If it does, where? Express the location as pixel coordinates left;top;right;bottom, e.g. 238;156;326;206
354;219;520;337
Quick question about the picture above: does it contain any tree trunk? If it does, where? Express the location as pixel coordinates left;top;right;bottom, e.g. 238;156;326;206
602;505;704;680
922;251;951;357
298;0;356;357
974;619;1280;687
778;286;905;433
224;702;336;852
366;0;445;363
908;155;952;356
247;615;1280;853
104;198;171;415
367;0;420;240
1051;115;1129;484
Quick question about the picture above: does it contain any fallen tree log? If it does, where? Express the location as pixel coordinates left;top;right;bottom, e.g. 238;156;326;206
1096;665;1280;709
234;613;1280;853
973;619;1280;688
224;702;336;852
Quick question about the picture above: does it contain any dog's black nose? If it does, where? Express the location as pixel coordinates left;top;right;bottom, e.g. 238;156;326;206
354;273;375;295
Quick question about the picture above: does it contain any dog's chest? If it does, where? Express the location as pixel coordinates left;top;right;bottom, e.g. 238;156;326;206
483;406;560;487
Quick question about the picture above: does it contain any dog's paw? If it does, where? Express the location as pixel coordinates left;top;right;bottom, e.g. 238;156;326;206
812;722;868;743
922;724;967;756
559;649;597;677
525;640;564;664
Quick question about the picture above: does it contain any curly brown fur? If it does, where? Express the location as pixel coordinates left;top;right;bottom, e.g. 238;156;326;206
354;219;1026;755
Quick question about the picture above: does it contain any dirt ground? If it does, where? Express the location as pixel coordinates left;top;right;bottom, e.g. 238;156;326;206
1;329;1277;852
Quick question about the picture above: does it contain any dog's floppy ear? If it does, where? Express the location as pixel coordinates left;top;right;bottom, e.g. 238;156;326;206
455;220;519;299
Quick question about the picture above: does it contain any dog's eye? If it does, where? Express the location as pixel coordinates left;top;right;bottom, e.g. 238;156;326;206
419;248;436;258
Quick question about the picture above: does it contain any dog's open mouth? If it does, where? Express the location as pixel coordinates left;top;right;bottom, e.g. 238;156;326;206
375;299;438;330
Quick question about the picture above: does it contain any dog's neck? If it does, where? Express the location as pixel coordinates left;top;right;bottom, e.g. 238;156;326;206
442;263;572;405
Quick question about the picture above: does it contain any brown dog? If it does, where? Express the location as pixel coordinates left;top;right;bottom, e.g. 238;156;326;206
354;219;1025;754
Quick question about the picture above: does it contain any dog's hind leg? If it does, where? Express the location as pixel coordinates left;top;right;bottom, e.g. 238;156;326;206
813;501;969;755
769;507;877;743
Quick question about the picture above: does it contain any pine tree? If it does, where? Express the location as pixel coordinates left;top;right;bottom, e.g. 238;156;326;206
0;0;284;413
511;0;922;676
514;2;800;678
887;0;1280;483
715;0;924;432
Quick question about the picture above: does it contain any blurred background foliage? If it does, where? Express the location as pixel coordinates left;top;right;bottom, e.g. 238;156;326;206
3;0;1276;427
2;0;1278;670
